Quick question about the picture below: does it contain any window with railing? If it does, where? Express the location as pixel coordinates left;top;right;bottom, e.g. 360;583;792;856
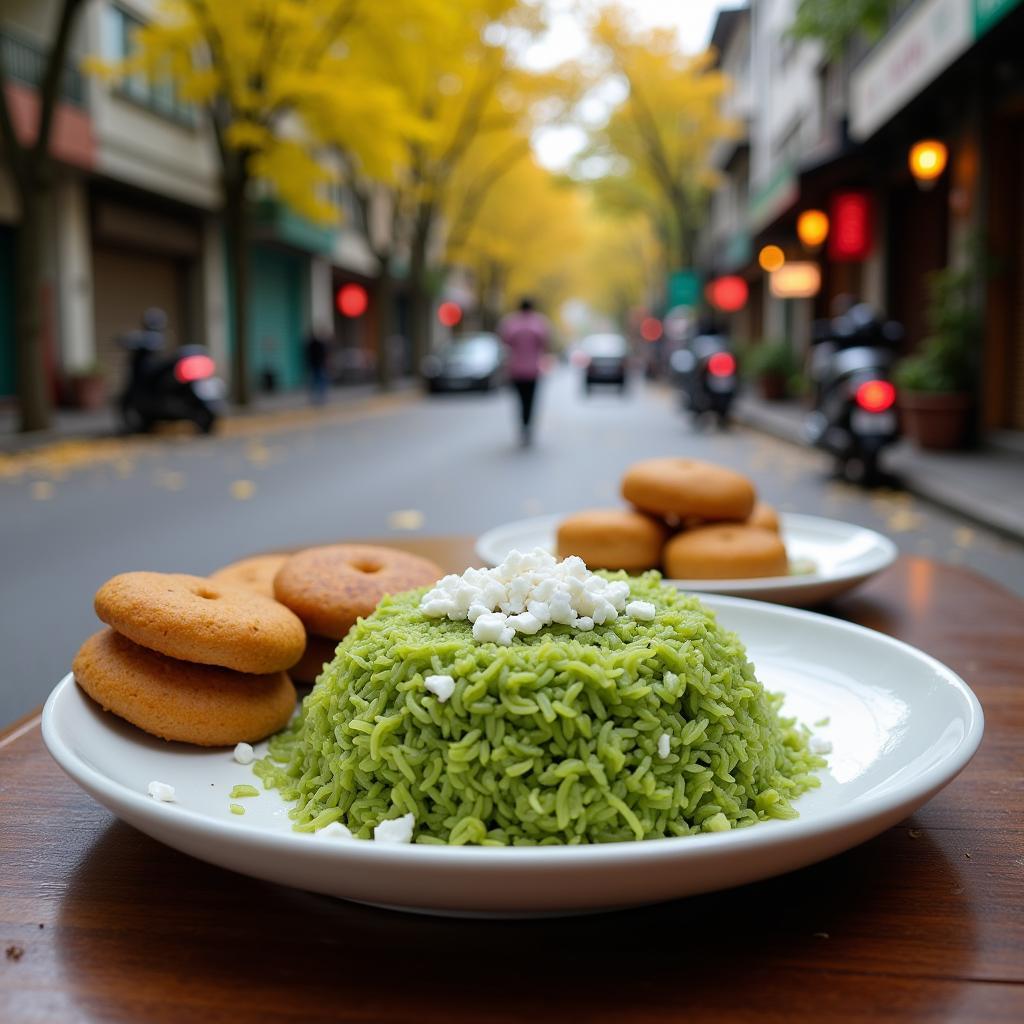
101;5;195;127
0;30;85;107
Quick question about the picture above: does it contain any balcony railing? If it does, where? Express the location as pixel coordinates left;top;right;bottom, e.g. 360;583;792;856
0;30;86;108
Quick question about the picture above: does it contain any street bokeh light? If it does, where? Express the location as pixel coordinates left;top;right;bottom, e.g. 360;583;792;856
336;283;369;318
796;210;829;249
758;245;785;272
437;301;463;327
908;139;948;185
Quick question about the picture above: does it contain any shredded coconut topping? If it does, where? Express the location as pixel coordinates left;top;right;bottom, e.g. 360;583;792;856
373;812;415;844
424;674;456;702
147;781;176;802
232;742;255;765
419;548;637;643
809;735;833;755
657;733;671;759
315;822;354;840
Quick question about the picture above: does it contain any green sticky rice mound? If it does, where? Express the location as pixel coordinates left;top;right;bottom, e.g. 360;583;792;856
255;573;824;846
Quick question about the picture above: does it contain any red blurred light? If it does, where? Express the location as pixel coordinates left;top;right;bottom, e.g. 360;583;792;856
437;301;462;327
829;191;873;261
174;354;215;383
707;352;737;378
855;379;896;412
336;283;369;318
706;276;748;313
640;317;662;342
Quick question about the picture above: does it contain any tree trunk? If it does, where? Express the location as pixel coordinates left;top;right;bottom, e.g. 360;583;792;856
373;255;393;391
407;211;432;369
223;167;251;406
673;198;695;270
14;188;51;431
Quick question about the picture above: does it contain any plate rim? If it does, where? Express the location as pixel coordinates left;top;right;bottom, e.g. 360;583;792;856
474;511;899;593
42;594;983;869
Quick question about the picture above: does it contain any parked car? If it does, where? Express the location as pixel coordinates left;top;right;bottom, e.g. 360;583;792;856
576;333;629;393
422;333;505;393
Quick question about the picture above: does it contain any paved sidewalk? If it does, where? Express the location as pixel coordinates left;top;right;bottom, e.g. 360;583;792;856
734;395;1024;543
0;380;417;454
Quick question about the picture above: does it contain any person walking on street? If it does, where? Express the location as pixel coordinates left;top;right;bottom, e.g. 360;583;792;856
498;297;551;447
305;328;330;405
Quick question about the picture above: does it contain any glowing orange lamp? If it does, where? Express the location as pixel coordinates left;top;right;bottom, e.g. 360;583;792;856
796;210;829;249
758;245;785;272
909;139;947;189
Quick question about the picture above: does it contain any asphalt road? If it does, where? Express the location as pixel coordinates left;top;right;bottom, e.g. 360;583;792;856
3;368;1022;727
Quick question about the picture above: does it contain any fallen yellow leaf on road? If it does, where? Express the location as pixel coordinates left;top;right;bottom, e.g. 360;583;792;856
31;480;54;500
231;479;255;500
953;527;975;549
154;470;185;491
388;509;424;531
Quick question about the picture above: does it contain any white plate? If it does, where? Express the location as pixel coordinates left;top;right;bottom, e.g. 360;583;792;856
475;512;898;606
43;597;982;917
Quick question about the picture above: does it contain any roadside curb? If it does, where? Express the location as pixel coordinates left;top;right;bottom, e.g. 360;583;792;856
733;397;1024;544
0;382;419;456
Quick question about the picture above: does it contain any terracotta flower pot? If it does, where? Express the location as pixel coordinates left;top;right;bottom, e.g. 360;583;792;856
898;391;972;450
70;374;107;412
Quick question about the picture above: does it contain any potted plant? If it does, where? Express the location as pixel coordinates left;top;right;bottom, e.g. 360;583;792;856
68;365;107;411
894;267;978;450
744;339;798;401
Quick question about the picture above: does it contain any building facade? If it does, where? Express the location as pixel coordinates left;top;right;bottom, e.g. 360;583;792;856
701;0;1024;439
0;0;380;407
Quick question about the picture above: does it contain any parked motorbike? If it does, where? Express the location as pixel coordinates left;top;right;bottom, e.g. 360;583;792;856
670;331;739;428
118;308;225;434
804;303;903;485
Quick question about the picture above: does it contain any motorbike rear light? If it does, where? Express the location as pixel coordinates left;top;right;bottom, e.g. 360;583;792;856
707;352;736;377
175;354;216;384
855;379;896;413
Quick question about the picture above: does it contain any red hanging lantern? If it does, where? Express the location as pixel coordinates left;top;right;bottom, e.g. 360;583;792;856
336;283;369;318
437;301;462;327
829;191;873;261
705;276;748;313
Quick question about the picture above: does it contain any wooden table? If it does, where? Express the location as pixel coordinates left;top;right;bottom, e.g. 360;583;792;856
2;541;1022;1023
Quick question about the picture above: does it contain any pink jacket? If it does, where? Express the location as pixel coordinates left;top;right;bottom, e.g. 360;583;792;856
498;311;550;380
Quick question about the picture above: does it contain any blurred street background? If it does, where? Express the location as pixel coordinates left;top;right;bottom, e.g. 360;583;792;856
2;0;1023;725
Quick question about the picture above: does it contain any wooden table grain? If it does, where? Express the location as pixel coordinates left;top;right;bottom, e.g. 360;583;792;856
2;541;1022;1023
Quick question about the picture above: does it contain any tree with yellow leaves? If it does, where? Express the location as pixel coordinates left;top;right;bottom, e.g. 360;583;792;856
577;210;662;326
447;153;586;330
97;0;437;403
338;0;580;369
584;7;740;273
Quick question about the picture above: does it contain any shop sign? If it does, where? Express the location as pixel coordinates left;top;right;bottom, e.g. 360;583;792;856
850;0;973;141
666;270;701;310
769;262;821;299
974;0;1023;34
723;232;752;272
829;192;873;262
748;162;799;233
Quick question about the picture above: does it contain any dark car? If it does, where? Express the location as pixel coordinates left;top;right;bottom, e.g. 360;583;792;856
422;333;505;393
576;333;629;393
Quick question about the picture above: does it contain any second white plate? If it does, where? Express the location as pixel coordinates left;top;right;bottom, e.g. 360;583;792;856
475;512;898;606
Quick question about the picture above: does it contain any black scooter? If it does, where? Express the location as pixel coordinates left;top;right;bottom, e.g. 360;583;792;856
804;304;903;485
670;332;739;428
119;309;225;434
